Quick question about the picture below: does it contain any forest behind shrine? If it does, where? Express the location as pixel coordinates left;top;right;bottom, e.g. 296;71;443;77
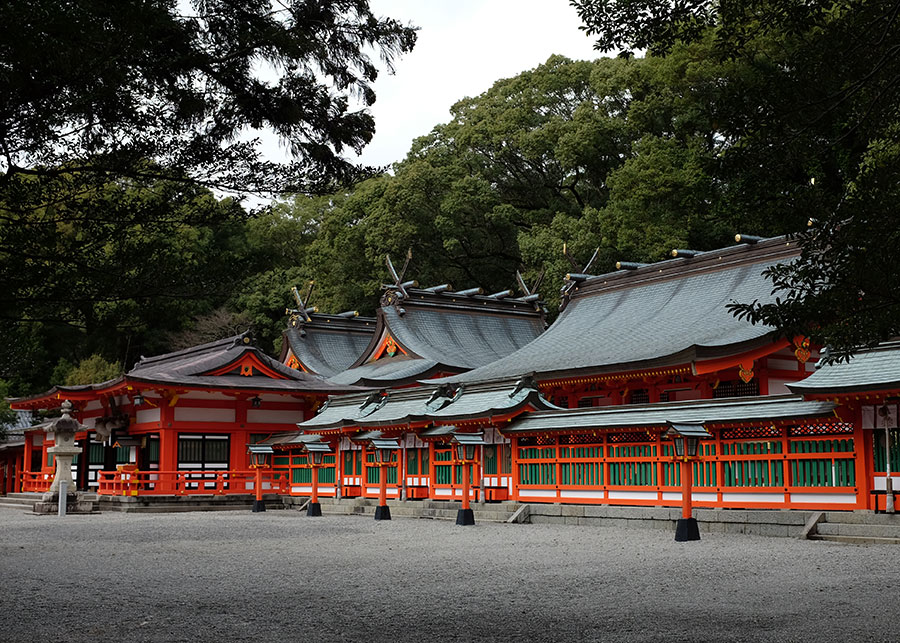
2;1;900;405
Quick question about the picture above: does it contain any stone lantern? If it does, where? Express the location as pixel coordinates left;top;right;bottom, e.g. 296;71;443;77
35;400;93;514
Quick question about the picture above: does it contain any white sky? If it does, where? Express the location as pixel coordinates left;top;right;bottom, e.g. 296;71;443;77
353;0;603;168
257;1;603;174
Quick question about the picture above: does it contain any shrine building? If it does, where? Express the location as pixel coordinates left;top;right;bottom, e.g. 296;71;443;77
9;333;356;496
7;234;899;513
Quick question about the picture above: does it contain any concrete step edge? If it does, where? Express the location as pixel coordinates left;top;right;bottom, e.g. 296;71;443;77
809;534;900;545
816;524;900;537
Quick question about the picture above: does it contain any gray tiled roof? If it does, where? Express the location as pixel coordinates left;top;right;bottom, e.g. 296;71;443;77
380;300;545;369
505;394;836;433
282;314;375;377
294;377;560;431
11;333;357;408
125;332;353;393
788;342;900;395
333;288;546;386
327;357;440;387
443;238;800;383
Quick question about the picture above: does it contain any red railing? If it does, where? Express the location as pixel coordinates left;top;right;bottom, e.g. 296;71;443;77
513;425;862;510
96;469;288;497
21;471;53;492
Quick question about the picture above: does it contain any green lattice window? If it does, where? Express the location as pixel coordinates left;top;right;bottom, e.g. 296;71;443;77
874;430;900;473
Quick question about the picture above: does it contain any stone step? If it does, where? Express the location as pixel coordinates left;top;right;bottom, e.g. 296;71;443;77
318;505;514;522
4;493;44;501
809;534;900;545
816;522;900;539
823;511;900;525
103;503;285;513
291;497;518;522
0;496;38;506
0;501;33;511
95;493;287;513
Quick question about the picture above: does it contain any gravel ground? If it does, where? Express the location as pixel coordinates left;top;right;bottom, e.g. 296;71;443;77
0;507;897;642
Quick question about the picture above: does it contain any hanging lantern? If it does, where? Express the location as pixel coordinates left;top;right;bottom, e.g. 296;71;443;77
247;444;274;468
369;438;399;464
451;431;486;461
663;422;711;458
303;441;331;466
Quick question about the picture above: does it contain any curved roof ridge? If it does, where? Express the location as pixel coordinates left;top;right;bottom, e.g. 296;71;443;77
570;235;795;302
443;237;800;384
133;332;252;369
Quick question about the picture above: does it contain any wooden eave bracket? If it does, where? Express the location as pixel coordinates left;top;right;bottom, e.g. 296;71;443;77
692;338;791;376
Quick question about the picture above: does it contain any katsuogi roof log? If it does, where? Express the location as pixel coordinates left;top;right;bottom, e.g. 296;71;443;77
443;236;801;384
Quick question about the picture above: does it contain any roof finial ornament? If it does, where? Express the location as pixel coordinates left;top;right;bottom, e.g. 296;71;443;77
514;268;545;313
229;330;256;348
382;249;416;313
509;375;539;399
286;281;317;328
560;245;600;305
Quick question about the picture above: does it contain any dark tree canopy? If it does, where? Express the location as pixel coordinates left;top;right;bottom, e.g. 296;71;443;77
0;0;417;194
572;0;900;361
0;1;416;395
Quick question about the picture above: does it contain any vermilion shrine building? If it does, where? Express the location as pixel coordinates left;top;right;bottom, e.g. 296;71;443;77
8;235;899;513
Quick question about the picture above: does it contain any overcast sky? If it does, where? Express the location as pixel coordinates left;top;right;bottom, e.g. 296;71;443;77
353;0;602;167
254;1;604;173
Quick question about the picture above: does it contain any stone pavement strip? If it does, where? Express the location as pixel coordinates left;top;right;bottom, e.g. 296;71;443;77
0;508;897;642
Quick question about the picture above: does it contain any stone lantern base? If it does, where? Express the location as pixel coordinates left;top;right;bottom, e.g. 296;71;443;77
32;492;99;515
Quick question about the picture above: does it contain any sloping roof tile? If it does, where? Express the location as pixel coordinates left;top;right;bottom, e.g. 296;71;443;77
282;314;375;377
443;238;799;383
333;288;546;386
294;377;560;432
788;342;900;395
505;395;836;433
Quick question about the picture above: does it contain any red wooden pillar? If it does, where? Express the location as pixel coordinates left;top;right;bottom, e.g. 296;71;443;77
233;397;249;470
714;428;724;505
852;405;872;509
510;436;521;501
681;459;693;519
311;463;320;505
23;435;33;477
335;439;343;499
14;454;22;492
461;459;471;511
428;442;436;500
158;401;178;494
378;463;387;506
230;430;249;470
655;430;664;503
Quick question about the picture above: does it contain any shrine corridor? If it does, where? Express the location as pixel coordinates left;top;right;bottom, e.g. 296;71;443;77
0;509;895;642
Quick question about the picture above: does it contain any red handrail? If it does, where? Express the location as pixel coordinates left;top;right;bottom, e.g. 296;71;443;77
21;471;53;492
96;469;288;496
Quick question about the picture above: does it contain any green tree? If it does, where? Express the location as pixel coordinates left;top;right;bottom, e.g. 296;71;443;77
0;175;259;392
0;0;417;361
63;355;122;386
279;51;768;314
0;379;16;440
572;1;900;358
1;0;417;195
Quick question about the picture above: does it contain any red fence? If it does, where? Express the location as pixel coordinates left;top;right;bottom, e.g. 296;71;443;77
513;423;861;510
97;469;288;496
21;471;53;493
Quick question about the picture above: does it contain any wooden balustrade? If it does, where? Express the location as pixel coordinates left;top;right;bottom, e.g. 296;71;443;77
21;471;53;492
96;469;288;497
514;427;861;509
